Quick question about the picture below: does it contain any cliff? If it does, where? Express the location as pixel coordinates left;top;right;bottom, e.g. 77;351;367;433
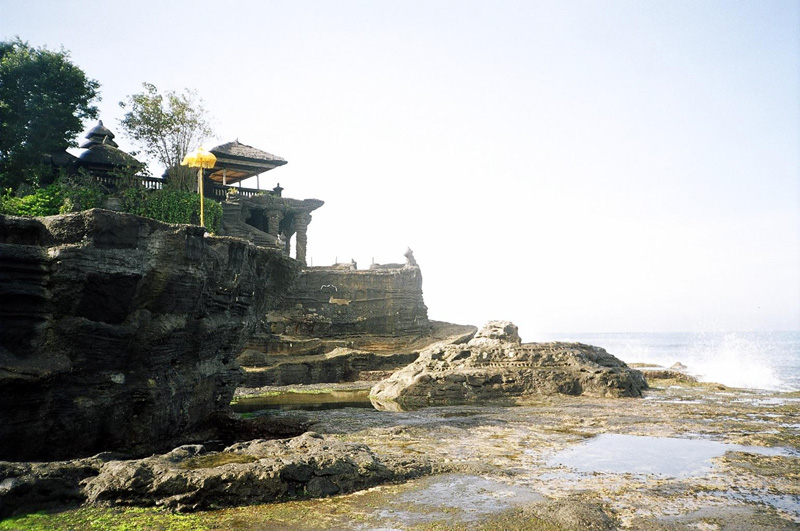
268;265;430;339
237;263;432;386
0;210;299;461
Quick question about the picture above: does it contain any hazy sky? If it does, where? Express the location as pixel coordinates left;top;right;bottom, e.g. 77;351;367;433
3;1;799;334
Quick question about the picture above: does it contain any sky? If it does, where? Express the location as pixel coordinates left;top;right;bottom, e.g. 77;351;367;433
3;0;799;334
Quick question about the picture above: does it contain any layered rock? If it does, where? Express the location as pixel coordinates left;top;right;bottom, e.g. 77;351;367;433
0;432;433;516
239;322;476;388
370;321;648;408
267;262;429;339
237;255;432;386
0;210;299;461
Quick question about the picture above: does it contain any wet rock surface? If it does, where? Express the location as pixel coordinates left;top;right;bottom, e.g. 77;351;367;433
0;431;434;517
0;210;299;461
2;378;798;529
371;321;648;407
83;432;433;511
284;380;799;530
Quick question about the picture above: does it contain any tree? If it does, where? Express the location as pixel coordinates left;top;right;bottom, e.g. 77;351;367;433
0;38;100;190
118;83;213;191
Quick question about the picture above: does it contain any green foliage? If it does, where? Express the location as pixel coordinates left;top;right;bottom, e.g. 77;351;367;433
0;161;221;233
0;38;100;190
164;164;199;193
58;169;107;213
121;187;222;233
0;169;108;217
0;507;208;531
119;83;213;182
0;183;62;216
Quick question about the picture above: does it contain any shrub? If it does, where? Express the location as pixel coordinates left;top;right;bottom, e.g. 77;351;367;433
0;183;62;216
122;187;222;233
58;170;107;213
0;169;222;234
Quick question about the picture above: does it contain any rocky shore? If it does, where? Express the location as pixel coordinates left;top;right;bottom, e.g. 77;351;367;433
1;212;797;529
2;374;797;529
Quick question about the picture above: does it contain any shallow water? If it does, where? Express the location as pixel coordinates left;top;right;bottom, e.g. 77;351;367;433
364;474;543;528
231;389;373;412
546;433;791;477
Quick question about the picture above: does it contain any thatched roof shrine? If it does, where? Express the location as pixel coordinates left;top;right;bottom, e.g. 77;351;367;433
207;140;287;185
78;121;142;171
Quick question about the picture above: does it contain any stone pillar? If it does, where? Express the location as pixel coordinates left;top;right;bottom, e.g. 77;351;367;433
294;212;312;266
266;210;283;236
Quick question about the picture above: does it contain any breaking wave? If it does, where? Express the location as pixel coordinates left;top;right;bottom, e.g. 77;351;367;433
536;331;800;392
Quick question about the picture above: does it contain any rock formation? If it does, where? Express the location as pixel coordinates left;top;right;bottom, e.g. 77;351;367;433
268;263;429;339
0;209;299;461
370;321;648;408
237;258;433;386
0;432;434;517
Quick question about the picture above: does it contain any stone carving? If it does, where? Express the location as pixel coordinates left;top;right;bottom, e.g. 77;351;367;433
217;195;323;265
404;247;417;267
370;321;648;408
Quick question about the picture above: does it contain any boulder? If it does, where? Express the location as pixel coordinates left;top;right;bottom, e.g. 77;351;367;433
0;210;299;461
370;321;648;408
0;433;434;516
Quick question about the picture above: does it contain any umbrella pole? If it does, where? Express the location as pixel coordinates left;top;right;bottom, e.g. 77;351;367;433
198;168;205;227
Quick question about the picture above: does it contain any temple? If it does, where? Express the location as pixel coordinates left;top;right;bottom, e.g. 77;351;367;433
61;122;324;265
202;139;323;265
78;121;144;175
206;140;286;189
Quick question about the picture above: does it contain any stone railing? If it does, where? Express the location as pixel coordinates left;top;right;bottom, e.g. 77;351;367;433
93;174;164;191
208;184;278;200
92;174;280;199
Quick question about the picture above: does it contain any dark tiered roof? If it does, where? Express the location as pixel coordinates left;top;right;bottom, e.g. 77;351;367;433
78;121;142;169
206;140;287;184
80;120;119;149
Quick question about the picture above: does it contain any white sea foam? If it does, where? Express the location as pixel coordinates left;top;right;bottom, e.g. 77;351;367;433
535;331;800;392
682;333;785;391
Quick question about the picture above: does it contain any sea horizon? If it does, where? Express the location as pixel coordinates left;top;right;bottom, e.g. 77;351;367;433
535;330;800;393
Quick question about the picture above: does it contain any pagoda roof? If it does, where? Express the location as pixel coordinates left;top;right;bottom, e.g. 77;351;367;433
79;143;142;168
206;140;287;185
77;120;142;170
80;120;119;149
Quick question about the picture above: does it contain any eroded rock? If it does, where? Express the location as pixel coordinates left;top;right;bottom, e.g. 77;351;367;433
370;321;648;407
0;433;434;516
0;210;299;461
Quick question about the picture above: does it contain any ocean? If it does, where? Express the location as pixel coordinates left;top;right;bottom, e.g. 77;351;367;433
536;331;800;393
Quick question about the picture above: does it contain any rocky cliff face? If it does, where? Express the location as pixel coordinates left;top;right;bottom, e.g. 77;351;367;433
267;265;429;340
236;264;431;387
0;210;299;461
371;321;648;408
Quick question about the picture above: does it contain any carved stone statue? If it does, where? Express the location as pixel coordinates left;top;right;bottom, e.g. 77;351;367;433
404;248;417;267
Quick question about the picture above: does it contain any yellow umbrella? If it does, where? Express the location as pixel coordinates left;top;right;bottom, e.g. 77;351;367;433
181;146;217;228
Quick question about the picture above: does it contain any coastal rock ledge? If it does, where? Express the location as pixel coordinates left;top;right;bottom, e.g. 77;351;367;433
0;210;299;461
371;321;647;408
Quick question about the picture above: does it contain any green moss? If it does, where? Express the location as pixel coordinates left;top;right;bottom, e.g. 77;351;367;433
0;507;207;531
232;388;355;404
